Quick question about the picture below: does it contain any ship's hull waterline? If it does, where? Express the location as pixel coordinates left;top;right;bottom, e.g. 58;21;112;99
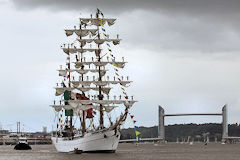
51;129;120;153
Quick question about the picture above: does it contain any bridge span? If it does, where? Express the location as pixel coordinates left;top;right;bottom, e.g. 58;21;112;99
164;113;222;117
158;105;228;141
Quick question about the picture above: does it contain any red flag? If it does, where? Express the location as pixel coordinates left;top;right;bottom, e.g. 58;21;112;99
67;74;70;79
125;96;128;99
76;94;93;118
86;108;93;118
83;96;89;100
76;93;82;99
130;115;134;119
118;78;121;81
76;93;91;103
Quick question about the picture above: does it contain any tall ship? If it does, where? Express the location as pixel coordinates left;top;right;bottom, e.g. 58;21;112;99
50;9;136;153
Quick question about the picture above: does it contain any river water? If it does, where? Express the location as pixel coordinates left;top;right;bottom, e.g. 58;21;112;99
0;143;240;160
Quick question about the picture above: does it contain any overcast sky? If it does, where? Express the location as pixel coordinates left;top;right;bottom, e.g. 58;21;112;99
0;0;240;132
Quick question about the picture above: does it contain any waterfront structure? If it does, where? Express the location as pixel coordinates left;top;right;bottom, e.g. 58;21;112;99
158;104;228;141
42;127;47;133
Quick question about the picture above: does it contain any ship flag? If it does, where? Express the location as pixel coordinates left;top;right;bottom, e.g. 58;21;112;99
135;131;141;136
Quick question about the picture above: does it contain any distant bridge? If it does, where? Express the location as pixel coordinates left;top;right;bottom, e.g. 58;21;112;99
164;113;222;116
158;105;228;141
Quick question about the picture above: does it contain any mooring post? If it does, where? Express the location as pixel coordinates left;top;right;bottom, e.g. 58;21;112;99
158;105;165;141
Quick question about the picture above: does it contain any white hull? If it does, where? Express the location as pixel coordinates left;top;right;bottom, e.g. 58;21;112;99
51;129;120;152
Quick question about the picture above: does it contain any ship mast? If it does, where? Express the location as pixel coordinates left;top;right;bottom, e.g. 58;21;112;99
96;12;104;129
79;23;86;134
68;52;73;136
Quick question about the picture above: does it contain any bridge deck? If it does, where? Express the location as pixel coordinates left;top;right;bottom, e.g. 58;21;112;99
164;113;222;117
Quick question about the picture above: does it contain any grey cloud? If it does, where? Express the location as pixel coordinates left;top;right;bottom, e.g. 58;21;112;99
9;0;240;16
9;0;240;53
2;1;240;130
120;10;240;54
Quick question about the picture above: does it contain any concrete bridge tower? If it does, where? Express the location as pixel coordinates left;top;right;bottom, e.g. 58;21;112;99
222;104;228;138
158;106;165;140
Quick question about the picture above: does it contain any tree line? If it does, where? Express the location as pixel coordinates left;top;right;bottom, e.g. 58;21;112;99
120;123;240;142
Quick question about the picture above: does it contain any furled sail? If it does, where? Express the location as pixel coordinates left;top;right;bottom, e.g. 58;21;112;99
72;81;92;87
58;70;68;76
51;105;72;112
62;48;101;55
55;87;70;96
65;29;98;37
75;61;126;69
51;104;117;113
104;106;116;112
75;87;111;94
67;100;136;108
80;18;116;26
93;105;117;112
71;80;132;87
55;87;111;96
77;38;120;47
58;69;107;77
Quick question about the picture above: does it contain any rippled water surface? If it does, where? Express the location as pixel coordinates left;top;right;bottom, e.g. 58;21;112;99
0;143;240;160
